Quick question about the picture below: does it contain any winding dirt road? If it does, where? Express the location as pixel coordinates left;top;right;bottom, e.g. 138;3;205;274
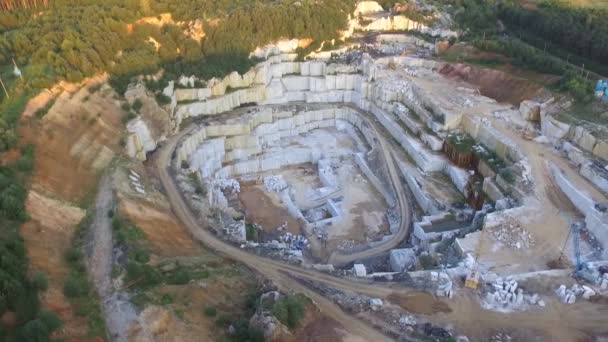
154;125;393;341
154;105;608;341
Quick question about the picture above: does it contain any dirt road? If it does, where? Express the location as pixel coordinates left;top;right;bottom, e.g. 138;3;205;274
154;125;393;341
154;107;608;341
86;173;138;342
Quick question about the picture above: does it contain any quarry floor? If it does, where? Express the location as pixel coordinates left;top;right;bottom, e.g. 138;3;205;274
230;128;390;261
462;110;608;274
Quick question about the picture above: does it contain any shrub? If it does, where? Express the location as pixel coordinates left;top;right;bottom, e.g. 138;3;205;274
31;272;48;291
166;265;191;285
125;261;161;288
272;294;308;329
88;84;102;93
156;93;172;105
63;273;88;298
418;254;437;270
132;99;143;112
160;293;174;305
132;248;150;264
204;306;217;317
231;319;265;342
64;248;83;265
122;111;137;124
215;313;231;327
38;309;62;331
121;102;131;112
15;319;49;341
246;224;258;241
109;75;132;96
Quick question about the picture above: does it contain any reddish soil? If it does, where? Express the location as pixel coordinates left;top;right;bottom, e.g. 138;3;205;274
239;186;303;235
387;292;452;315
119;195;201;258
21;192;94;341
439;63;543;105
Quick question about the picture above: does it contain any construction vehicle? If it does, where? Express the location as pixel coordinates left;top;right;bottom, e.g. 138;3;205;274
465;228;485;289
570;221;597;283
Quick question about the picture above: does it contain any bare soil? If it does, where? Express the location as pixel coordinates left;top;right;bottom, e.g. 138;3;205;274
21;191;93;341
387;292;452;315
439;63;544;105
118;184;261;342
239;185;303;235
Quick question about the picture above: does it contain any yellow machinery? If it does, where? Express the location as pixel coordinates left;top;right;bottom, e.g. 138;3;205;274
465;269;480;289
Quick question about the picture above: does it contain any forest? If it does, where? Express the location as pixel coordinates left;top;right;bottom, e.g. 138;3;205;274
452;0;608;76
497;1;608;73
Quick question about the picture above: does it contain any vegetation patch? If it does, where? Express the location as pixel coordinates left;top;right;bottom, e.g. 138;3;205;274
271;293;310;329
63;212;107;339
34;96;58;119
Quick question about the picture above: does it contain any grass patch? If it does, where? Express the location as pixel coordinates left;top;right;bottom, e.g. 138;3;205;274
271;293;310;329
204;306;217;317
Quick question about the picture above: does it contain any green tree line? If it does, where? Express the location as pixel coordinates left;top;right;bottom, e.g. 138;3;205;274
497;1;608;73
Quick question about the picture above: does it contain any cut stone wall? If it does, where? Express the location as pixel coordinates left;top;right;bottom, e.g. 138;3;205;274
548;162;608;248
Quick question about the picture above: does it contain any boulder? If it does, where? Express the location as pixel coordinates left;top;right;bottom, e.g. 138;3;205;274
249;312;289;339
519;100;541;121
389;248;416;272
541;116;571;141
353;264;367;277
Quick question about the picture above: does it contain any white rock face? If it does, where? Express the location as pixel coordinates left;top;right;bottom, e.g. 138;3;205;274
548;162;608;248
541;115;571;142
354;1;384;16
519;100;541;121
353;263;367;277
389;248;416;272
126;118;156;161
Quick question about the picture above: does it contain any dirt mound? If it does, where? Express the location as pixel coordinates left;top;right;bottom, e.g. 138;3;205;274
439;63;542;105
387;291;451;315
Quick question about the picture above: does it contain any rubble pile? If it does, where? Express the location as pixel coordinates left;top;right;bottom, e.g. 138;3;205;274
218;178;240;193
264;175;288;193
483;277;545;311
555;284;596;304
432;272;454;298
278;232;309;250
224;220;246;243
488;219;535;250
